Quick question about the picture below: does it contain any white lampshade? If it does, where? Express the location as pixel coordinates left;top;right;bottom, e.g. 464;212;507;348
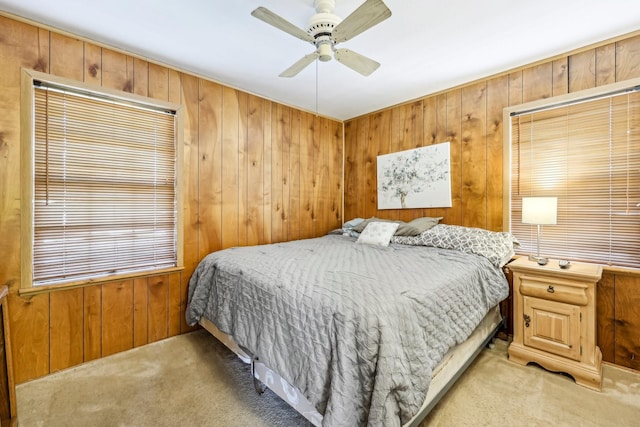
522;197;557;225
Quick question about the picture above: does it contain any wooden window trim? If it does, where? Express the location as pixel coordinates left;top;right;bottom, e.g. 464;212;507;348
20;68;184;292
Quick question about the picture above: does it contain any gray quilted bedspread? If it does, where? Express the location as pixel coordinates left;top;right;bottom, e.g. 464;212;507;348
186;235;508;427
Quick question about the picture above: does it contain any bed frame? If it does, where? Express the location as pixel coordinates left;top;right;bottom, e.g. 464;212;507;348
199;304;504;426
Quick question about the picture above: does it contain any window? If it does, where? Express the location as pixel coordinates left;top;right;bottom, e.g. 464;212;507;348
21;70;183;290
504;79;640;269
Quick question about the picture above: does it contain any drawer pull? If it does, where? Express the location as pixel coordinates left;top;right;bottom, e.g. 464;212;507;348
547;285;555;293
524;314;531;328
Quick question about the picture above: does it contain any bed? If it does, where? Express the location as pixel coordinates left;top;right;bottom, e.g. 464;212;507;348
186;220;517;426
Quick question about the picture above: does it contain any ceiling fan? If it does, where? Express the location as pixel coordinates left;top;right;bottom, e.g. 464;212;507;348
251;0;391;77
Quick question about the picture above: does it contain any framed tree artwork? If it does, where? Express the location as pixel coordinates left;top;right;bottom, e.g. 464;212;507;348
377;142;452;209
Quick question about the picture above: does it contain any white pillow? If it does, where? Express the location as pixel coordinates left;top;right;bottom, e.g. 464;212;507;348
356;221;400;247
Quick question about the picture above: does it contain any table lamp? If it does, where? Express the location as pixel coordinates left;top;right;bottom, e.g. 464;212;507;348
522;197;557;264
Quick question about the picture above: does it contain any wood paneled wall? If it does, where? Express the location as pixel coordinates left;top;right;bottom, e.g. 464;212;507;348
344;33;640;371
0;15;342;383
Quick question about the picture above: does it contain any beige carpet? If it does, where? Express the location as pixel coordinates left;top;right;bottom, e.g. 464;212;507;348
16;330;640;426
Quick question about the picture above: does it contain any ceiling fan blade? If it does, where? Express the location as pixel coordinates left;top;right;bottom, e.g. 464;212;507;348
251;7;314;43
279;52;319;78
334;48;380;76
332;0;391;43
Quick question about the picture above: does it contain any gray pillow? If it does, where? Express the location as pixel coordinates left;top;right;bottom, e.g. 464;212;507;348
353;216;442;236
395;216;442;236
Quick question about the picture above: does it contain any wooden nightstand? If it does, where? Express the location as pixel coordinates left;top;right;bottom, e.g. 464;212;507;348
506;257;603;391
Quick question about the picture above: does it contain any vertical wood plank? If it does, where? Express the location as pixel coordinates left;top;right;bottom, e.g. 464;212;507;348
238;92;249;246
508;71;523;107
429;93;448;221
83;285;102;361
300;112;316;237
552;58;568;96
271;104;285;242
446;89;462;225
198;80;223;257
423;96;438;147
522;63;553;103
615;35;640;81
49;289;83;373
263;102;273;243
568;49;596;92
49;32;83;81
486;76;509;231
365;113;382;218
596;272;615;363
101;281;133;357
35;27;50;73
83;43;102;85
329;120;342;228
400;102;424;222
148;63;169;101
614;274;640;370
595;43;616;86
168;69;181;105
343;120;357;221
101;49;133;92
222;87;240;248
315;117;330;232
180;74;200;334
324;116;336;232
280;107;292;241
148;275;169;343
247;96;266;245
168;272;182;337
412;101;427;219
385;107;403;221
133;57;149;97
289;109;301;241
8;294;49;383
461;82;487;229
133;278;148;348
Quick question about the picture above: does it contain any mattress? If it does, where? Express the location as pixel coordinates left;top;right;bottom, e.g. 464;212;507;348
199;304;503;426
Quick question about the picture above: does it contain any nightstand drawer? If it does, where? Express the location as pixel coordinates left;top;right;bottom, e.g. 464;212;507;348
519;275;588;306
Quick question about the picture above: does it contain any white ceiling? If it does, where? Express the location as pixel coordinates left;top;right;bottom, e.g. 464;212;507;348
2;0;640;120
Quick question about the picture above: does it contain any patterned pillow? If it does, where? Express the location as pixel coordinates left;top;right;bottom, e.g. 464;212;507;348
356;221;400;247
392;224;520;267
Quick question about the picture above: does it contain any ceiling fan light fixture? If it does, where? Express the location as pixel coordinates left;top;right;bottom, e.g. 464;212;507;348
317;42;333;62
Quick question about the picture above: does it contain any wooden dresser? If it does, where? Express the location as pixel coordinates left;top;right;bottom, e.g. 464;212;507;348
507;257;603;391
0;286;17;426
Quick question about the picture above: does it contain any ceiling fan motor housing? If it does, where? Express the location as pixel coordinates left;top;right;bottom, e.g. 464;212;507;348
306;10;341;62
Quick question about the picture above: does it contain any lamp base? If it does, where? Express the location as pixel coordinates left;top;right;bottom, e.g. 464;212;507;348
528;254;549;265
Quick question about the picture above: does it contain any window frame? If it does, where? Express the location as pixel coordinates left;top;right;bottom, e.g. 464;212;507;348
502;76;640;272
20;68;184;294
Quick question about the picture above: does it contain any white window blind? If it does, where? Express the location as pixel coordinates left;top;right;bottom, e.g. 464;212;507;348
32;82;177;286
510;91;640;269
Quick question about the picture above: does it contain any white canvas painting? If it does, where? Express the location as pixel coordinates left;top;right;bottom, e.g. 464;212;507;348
377;142;452;209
